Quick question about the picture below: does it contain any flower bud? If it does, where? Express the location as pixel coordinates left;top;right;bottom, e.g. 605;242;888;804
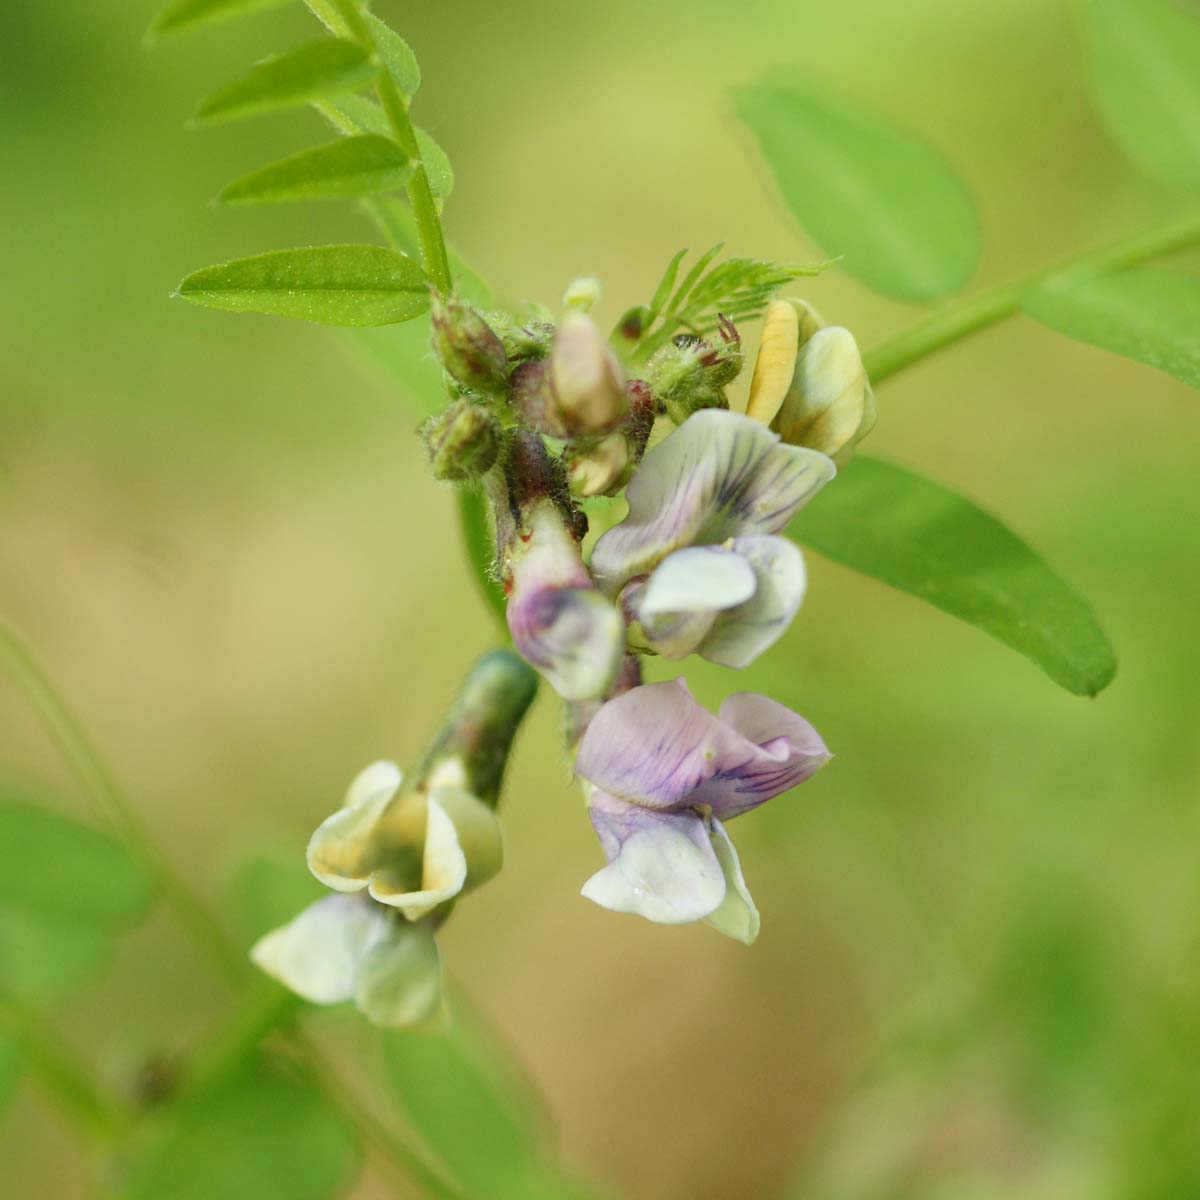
646;320;742;425
431;294;508;396
420;399;500;481
509;314;628;439
566;431;630;498
549;313;628;435
771;327;876;465
562;275;602;312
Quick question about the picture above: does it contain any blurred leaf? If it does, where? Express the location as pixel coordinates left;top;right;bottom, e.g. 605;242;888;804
218;135;412;206
0;909;113;1006
193;40;373;126
118;1058;359;1200
789;456;1117;695
147;0;294;41
381;1013;584;1200
224;850;324;949
367;13;421;96
0;800;153;931
0;1028;19;1118
1085;0;1200;188
416;128;454;201
647;248;687;323
733;71;980;303
176;245;430;326
1022;268;1200;388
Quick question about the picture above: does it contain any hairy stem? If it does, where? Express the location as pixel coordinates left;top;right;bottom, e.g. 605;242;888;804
863;211;1200;385
0;624;246;986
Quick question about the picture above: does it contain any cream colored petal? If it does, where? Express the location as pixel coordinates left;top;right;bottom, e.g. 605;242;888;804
746;299;799;426
368;797;467;921
353;919;443;1028
427;787;503;893
704;821;761;945
343;759;403;810
307;791;394;893
250;895;387;1004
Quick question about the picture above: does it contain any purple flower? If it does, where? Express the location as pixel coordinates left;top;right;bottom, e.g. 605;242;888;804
574;679;830;941
591;410;835;669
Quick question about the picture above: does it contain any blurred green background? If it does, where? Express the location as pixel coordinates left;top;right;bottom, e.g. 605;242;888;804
2;1;1199;1197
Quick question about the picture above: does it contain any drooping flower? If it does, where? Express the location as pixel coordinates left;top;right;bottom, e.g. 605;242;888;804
574;679;829;942
252;650;537;1027
491;432;625;701
590;409;835;669
746;297;876;465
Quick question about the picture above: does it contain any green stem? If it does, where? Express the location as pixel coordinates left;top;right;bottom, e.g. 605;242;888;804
863;211;1200;385
0;993;133;1142
0;624;247;986
330;0;452;292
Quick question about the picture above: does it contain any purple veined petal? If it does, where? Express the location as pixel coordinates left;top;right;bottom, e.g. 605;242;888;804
591;410;836;593
250;894;388;1004
581;791;726;924
687;692;831;820
506;499;624;701
508;584;625;701
353;916;444;1028
698;535;807;669
574;678;754;809
704;820;760;945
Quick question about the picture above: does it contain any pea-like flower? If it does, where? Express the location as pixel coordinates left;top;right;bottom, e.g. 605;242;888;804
575;679;829;942
251;757;503;1027
591;409;835;669
746;298;876;465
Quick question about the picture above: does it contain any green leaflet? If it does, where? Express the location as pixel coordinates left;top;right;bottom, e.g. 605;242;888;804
0;798;154;1004
1023;268;1200;389
1085;0;1200;188
218;135;412;205
316;98;455;199
176;244;430;326
367;13;421;97
0;1029;19;1119
733;71;980;304
0;800;154;931
147;0;295;41
117;1059;360;1200
193;39;373;125
789;456;1117;696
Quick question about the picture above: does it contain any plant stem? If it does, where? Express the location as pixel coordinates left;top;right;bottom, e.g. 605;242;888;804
0;993;133;1142
329;0;452;292
863;211;1200;385
0;624;247;986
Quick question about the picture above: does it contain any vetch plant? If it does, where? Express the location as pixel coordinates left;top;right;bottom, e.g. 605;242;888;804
3;0;1200;1197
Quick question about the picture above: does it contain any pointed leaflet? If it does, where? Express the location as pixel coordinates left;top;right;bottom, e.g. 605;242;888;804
733;71;980;304
176;245;430;326
1085;0;1200;188
219;136;412;205
1022;268;1200;389
788;456;1116;696
193;39;373;125
147;0;294;41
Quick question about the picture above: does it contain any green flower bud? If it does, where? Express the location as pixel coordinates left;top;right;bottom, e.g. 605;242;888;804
431;294;508;396
562;275;602;312
646;319;742;424
420;399;500;481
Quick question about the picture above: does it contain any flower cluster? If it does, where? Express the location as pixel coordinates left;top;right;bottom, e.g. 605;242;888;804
420;271;875;942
